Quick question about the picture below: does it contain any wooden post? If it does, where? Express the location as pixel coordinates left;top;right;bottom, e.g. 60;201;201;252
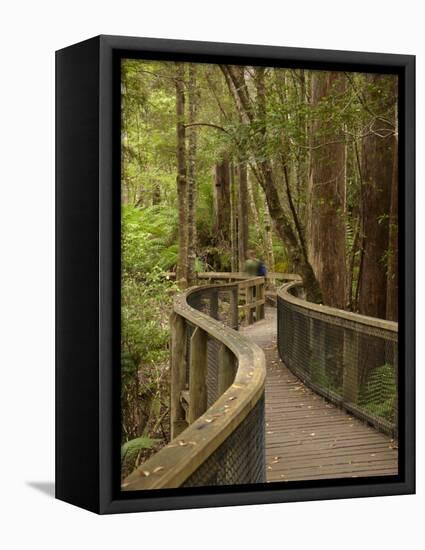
342;328;359;404
247;285;254;325
218;344;236;395
309;317;324;383
170;312;188;439
188;327;208;424
230;286;238;330
256;281;265;320
393;341;398;437
210;291;218;320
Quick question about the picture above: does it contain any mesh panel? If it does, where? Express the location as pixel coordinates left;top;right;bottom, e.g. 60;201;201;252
206;338;220;407
278;290;398;437
184;396;266;487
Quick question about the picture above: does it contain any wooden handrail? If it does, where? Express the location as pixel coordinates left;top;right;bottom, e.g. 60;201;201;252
122;278;267;490
278;281;397;337
163;271;301;282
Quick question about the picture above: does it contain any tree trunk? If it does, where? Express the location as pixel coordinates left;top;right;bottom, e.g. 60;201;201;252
175;63;189;288
263;198;275;271
213;156;231;246
152;182;161;205
230;162;239;271
247;170;261;241
308;71;347;309
386;108;399;321
238;161;249;270
187;63;197;286
358;74;394;319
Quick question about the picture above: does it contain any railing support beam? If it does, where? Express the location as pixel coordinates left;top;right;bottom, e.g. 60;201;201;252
218;344;236;395
188;327;208;424
230;286;238;330
170;312;188;439
343;329;359;404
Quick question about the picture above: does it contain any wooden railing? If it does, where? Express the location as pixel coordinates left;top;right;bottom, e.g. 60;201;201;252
122;277;267;490
277;281;399;436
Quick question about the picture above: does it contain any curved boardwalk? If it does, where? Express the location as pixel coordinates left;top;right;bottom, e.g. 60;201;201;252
241;307;398;482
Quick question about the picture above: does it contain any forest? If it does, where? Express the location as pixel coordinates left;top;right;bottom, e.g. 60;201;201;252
120;59;398;478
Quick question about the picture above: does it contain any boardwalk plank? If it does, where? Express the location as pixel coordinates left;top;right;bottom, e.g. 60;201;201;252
241;307;398;483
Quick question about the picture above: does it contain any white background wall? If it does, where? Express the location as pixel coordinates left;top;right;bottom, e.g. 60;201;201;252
0;1;422;548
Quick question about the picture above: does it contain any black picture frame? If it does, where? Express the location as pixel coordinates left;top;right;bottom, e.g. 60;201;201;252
56;35;415;514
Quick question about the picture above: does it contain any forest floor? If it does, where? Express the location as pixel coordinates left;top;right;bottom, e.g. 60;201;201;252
241;307;399;482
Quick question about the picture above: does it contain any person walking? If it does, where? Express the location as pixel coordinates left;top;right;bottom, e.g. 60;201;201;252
244;250;260;277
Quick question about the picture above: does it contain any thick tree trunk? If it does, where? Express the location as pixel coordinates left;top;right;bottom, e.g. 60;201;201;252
175;63;189;288
358;74;394;319
187;64;197;286
308;71;347;309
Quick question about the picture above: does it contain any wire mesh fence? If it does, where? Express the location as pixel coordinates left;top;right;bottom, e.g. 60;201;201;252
184;396;266;487
277;284;398;437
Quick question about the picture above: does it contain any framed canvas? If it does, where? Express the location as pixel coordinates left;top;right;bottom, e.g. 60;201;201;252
56;35;415;514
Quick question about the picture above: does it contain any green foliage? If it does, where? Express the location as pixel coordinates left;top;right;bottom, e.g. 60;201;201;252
121;435;161;479
121;203;179;473
122;204;178;275
121;436;160;463
358;363;397;423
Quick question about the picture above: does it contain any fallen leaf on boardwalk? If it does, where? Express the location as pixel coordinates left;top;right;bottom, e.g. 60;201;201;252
310;432;315;436
280;474;286;478
267;466;272;470
153;466;165;474
121;482;130;488
274;456;280;460
205;418;215;423
228;396;236;401
179;441;188;446
271;460;279;464
139;470;150;477
267;431;274;434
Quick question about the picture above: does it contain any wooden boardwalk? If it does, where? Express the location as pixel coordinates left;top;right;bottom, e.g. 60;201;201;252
241;307;398;482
